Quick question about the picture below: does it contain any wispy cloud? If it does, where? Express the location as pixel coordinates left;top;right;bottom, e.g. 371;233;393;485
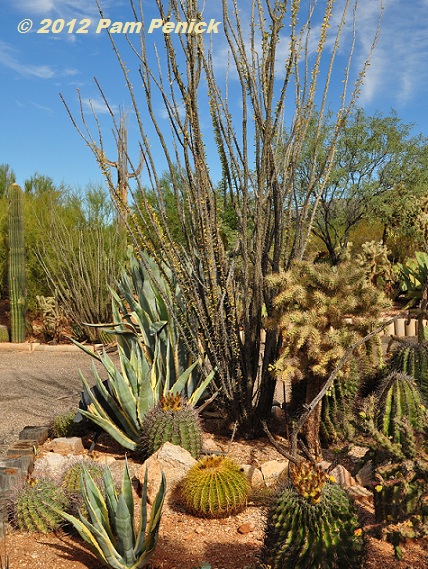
82;96;119;115
12;0;100;18
0;39;79;79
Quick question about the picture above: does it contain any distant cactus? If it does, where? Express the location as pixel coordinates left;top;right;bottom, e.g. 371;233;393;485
11;479;69;533
179;455;250;518
139;394;202;459
389;341;428;403
7;183;27;343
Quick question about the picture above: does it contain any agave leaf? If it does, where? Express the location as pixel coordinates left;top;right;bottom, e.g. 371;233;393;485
81;468;116;545
188;368;217;407
115;494;136;566
79;408;138;451
121;460;135;540
134;466;149;557
102;467;119;535
76;513;125;569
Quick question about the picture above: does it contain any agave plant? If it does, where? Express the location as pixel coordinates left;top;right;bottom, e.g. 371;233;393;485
75;249;215;452
53;462;166;569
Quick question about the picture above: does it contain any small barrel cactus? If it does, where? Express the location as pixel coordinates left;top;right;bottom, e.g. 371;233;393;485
389;341;428;403
61;460;105;517
179;455;250;518
11;479;69;533
139;393;202;459
261;461;364;569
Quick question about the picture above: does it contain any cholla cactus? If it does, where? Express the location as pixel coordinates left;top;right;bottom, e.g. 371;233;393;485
268;259;389;457
355;240;396;293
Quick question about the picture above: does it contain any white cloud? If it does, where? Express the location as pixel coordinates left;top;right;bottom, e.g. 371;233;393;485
12;0;99;17
82;96;119;115
0;40;79;79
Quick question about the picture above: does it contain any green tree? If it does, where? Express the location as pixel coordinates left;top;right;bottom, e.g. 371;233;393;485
298;109;428;265
62;0;382;436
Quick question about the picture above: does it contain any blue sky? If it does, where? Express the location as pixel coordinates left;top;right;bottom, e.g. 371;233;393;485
1;0;428;192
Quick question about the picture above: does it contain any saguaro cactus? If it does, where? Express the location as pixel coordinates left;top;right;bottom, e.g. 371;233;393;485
8;183;27;342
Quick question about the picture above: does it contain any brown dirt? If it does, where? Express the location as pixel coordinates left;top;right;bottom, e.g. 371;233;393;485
1;428;428;569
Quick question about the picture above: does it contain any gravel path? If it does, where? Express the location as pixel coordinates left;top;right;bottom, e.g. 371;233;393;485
0;349;110;459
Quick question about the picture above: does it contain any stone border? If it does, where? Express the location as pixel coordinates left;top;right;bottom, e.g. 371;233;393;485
0;425;51;537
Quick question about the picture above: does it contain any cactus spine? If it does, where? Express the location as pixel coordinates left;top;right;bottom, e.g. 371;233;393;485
261;462;364;569
7;183;26;342
179;455;250;518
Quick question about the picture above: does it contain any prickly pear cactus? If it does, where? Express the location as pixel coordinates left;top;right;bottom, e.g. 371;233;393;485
179;455;250;518
261;462;364;569
389;341;428;403
140;393;202;459
12;479;69;533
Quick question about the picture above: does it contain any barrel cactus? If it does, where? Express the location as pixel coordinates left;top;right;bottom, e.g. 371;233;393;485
260;461;364;569
179;455;250;518
61;460;105;517
389;341;428;403
375;371;426;457
11;479;69;533
139;393;202;459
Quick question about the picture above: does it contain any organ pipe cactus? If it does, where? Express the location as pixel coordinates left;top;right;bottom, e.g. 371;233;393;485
53;462;166;569
7;183;27;342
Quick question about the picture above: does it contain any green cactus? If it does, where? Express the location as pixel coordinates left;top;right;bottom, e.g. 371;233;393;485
375;371;426;457
389;341;428;403
12;479;69;533
7;183;27;343
139;393;202;459
0;325;9;343
373;458;428;524
50;409;84;438
261;462;364;569
179;455;250;518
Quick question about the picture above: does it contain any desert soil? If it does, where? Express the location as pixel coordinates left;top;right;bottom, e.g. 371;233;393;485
1;428;428;569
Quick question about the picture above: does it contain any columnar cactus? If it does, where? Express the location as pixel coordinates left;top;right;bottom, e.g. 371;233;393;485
7;183;27;343
389;341;428;403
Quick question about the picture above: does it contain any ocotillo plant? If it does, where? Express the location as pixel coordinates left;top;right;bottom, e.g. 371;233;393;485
7;183;27;342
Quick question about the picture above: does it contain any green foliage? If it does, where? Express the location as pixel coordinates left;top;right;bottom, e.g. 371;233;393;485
53;462;166;569
179;455;250;518
261;478;364;569
76;251;215;453
389;341;428;403
61;460;105;518
7;183;27;342
0;325;9;343
396;251;428;306
140;394;202;459
12;479;69;533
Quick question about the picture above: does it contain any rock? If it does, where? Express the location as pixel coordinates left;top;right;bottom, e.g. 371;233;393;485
135;442;197;504
328;464;357;488
47;437;84;455
238;522;254;534
201;434;224;454
260;460;288;487
32;452;85;482
347;445;369;462
240;464;264;488
355;460;373;487
347;484;373;505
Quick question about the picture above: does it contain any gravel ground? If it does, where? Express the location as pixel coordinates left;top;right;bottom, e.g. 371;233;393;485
0;349;111;459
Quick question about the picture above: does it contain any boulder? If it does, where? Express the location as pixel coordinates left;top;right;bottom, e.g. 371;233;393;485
47;437;85;455
260;460;288;487
135;442;197;504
